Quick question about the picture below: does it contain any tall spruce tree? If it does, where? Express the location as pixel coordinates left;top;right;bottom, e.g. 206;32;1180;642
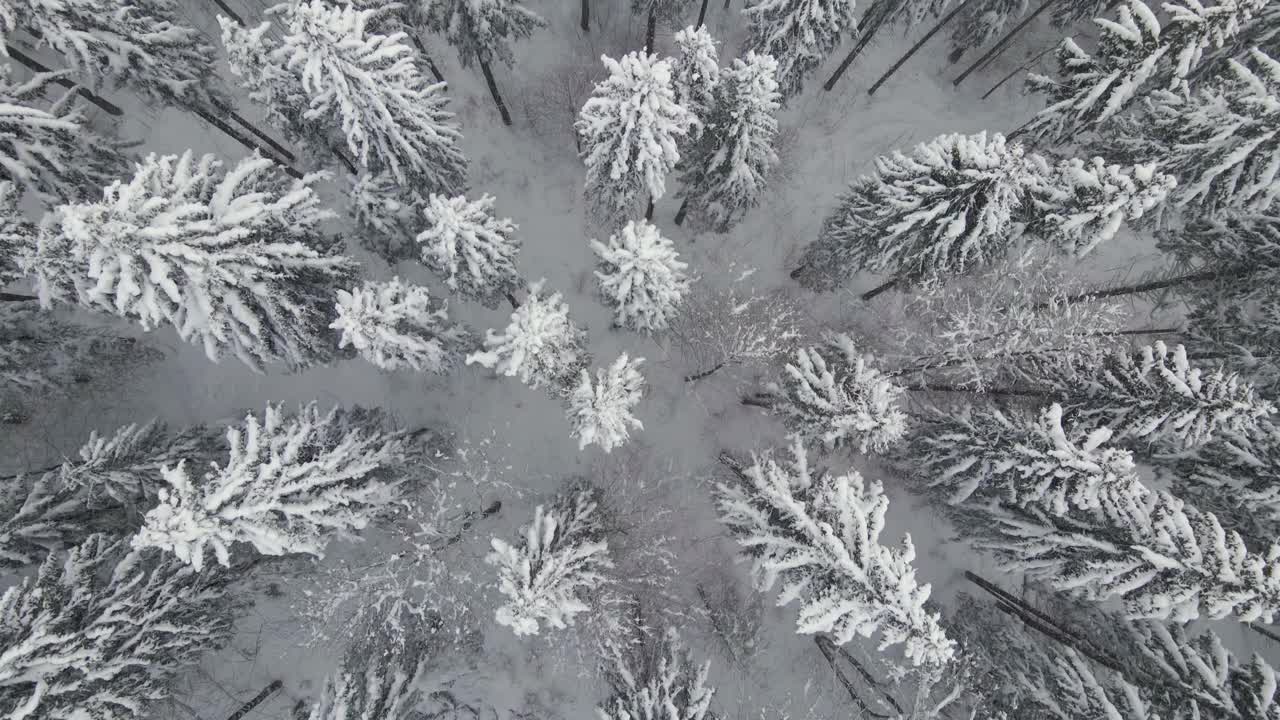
741;0;858;97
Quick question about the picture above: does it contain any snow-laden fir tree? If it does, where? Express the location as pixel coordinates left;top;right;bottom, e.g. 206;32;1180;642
949;0;1029;65
901;403;1141;514
466;279;589;393
3;0;225;108
21;150;357;371
766;333;908;454
331;277;472;373
1122;49;1280;215
486;481;614;636
577;52;695;227
671;284;805;382
742;0;858;97
1022;341;1275;452
423;0;545;69
1023;0;1267;143
416;193;522;308
220;1;468;189
1025;156;1174;258
566;354;645;453
0;68;130;204
715;437;955;665
349;171;428;263
599;630;715;720
0;420;221;567
133;403;408;569
307;616;430;720
676;51;781;232
0;536;232;720
670;25;720;134
1173;420;1280;548
0;180;30;283
590;219;691;332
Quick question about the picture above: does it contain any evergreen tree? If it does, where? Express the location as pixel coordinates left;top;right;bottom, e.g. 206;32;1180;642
767;333;908;454
822;0;949;91
590;219;691;332
676;51;781;232
671;284;806;382
21;151;358;371
331;277;472;373
949;0;1028;64
741;0;857;97
1173;420;1280;543
598;630;715;720
416;193;522;309
901;403;1141;513
486;482;614;636
670;25;721;134
566;354;646;453
0;68;130;205
466;279;590;393
577;52;696;227
220;1;468;189
633;0;692;49
0;180;31;283
308;616;430;720
715;437;955;666
348;171;427;263
3;0;225;108
0;420;221;568
0;536;233;720
133;403;409;569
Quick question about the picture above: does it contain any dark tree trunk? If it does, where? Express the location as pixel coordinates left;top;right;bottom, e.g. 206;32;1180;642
582;0;591;31
860;276;900;301
1251;623;1280;644
478;58;513;126
407;35;447;84
645;198;655;220
210;0;245;25
225;680;283;720
814;637;894;719
6;46;122;115
506;291;520;309
330;146;358;175
953;0;1057;86
674;197;690;225
900;383;1050;397
0;293;38;302
1047;268;1226;308
982;44;1055;99
697;0;711;26
824;27;882;91
724;0;731;9
741;392;776;408
685;360;726;382
645;9;657;51
213;101;296;162
868;0;978;96
189;105;304;179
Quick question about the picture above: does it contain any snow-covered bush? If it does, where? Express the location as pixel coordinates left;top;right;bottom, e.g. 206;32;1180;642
331;278;472;373
577;52;695;227
21;150;357;371
715;437;955;666
133;404;407;569
417;193;522;308
591;220;691;332
768;334;907;454
486;482;613;635
599;630;715;720
566;354;646;452
466;279;589;392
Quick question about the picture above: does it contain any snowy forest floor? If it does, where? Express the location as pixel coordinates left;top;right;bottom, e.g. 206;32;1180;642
2;0;1269;718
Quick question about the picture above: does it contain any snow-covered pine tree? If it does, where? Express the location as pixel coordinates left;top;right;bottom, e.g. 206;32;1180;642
307;617;430;720
0;536;233;720
21;150;358;371
486;481;614;636
670;25;720;135
349;171;428;263
4;0;225;108
0;68;130;204
0;420;221;567
566;354;646;453
416;193;522;309
422;0;544;123
1172;421;1280;553
466;279;590;393
220;1;468;189
676;51;781;232
949;0;1029;65
671;284;805;382
633;0;691;49
590;219;691;332
742;0;858;97
331;277;472;373
767;333;908;454
1025;156;1174;258
823;0;949;91
901;403;1141;513
599;630;715;720
1022;341;1275;452
1023;0;1267;143
1123;49;1280;216
715;437;955;666
0;180;30;283
791;132;1032;292
577;52;695;228
133;403;408;569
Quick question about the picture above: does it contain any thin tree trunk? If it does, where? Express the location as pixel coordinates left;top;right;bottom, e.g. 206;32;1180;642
697;0;710;26
824;27;882;91
479;57;512;126
1048;268;1226;308
6;46;122;115
674;197;690;225
213;101;297;163
868;0;978;96
981;45;1054;99
189;105;304;179
901;383;1049;397
814;637;893;719
1250;623;1280;644
724;0;731;10
954;0;1057;86
861;276;900;301
329;145;358;175
582;0;591;31
0;293;38;302
506;292;519;309
686;360;726;382
210;0;245;25
646;198;655;220
408;34;446;84
645;9;657;51
816;637;906;717
225;680;283;720
741;392;776;408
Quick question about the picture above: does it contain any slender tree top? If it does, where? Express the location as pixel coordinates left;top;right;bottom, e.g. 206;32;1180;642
423;0;546;67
